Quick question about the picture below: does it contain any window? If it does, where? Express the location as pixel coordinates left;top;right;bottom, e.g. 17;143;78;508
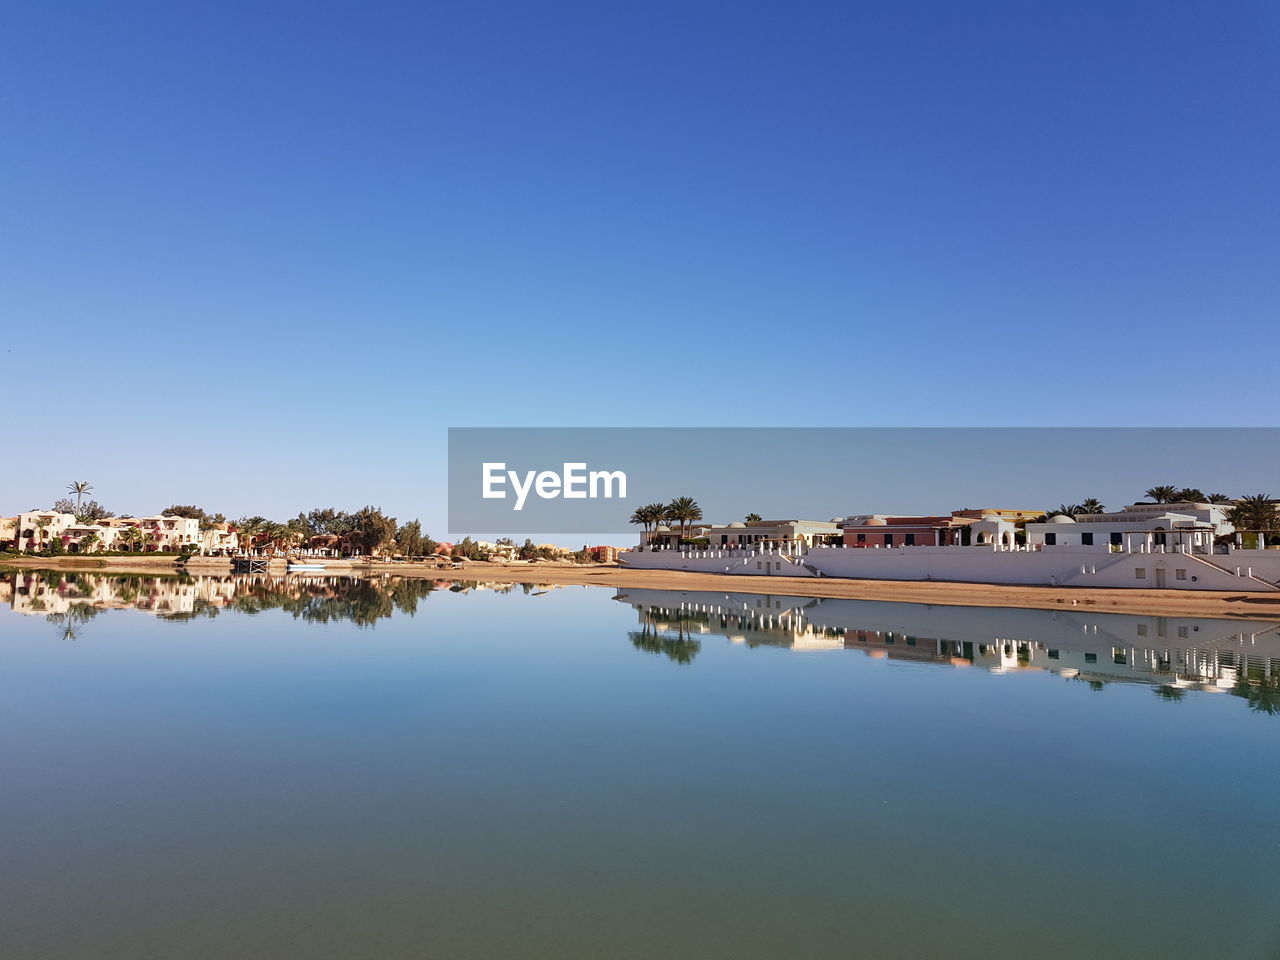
856;534;866;543
1085;653;1097;663
756;561;762;570
1113;648;1127;665
1044;533;1056;545
1110;532;1123;545
1081;532;1094;546
1137;624;1148;636
1048;649;1059;659
1135;568;1146;579
1175;569;1186;581
1177;626;1189;639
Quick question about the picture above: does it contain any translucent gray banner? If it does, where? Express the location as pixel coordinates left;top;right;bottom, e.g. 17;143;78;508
447;427;1280;535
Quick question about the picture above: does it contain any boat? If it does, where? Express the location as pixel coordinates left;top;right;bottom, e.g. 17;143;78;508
287;558;327;571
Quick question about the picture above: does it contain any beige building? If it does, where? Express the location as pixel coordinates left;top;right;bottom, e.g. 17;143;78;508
200;522;239;555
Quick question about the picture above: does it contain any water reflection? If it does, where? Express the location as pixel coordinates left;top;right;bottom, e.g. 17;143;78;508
0;569;563;633
615;587;1280;710
7;570;1280;714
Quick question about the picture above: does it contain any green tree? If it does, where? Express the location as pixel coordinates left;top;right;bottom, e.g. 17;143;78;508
629;503;670;532
745;513;762;522
162;505;213;520
1229;494;1278;540
1144;485;1180;504
1078;499;1105;514
396;520;425;557
75;500;114;523
235;516;269;551
352;507;397;556
1176;488;1206;503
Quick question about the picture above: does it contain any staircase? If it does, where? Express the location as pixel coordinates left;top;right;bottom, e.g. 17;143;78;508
1178;551;1280;591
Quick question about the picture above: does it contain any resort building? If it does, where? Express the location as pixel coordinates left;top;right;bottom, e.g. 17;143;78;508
200;522;239;555
13;511;78;552
1024;503;1234;552
644;518;843;550
839;509;1041;549
3;512;219;554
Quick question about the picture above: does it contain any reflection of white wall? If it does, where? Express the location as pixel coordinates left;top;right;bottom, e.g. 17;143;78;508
617;588;1280;687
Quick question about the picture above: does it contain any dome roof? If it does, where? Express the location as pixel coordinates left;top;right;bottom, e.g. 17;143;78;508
727;521;746;528
865;517;888;526
1048;513;1077;523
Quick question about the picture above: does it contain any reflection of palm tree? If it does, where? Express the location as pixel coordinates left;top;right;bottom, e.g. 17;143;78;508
629;612;701;664
1232;678;1280;715
1152;684;1185;702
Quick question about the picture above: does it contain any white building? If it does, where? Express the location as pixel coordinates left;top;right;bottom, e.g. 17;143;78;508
1024;502;1233;553
644;518;842;550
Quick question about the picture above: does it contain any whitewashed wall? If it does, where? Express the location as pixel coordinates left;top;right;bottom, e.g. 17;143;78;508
621;545;1280;591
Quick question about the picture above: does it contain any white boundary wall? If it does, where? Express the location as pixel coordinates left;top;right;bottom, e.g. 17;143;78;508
621;544;1280;591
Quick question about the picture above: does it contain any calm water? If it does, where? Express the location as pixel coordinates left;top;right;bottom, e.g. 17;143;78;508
2;570;1279;960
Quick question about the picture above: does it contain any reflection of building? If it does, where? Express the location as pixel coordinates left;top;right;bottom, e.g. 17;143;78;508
615;587;1280;694
0;570;472;628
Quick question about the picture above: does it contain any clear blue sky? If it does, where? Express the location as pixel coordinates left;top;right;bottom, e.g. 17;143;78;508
2;2;1277;537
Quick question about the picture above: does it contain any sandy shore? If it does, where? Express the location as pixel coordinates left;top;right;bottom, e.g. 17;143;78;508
5;556;1278;619
441;563;1280;619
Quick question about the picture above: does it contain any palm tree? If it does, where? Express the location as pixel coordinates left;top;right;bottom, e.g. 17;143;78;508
745;513;762;522
1176;487;1205;503
1078;499;1105;514
79;531;101;554
630;502;670;533
1057;503;1081;518
236;516;268;552
1205;493;1232;504
1144;485;1180;504
1228;494;1277;539
67;480;93;513
667;496;703;540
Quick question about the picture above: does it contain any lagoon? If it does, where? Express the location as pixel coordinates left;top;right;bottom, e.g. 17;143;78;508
1;570;1278;959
